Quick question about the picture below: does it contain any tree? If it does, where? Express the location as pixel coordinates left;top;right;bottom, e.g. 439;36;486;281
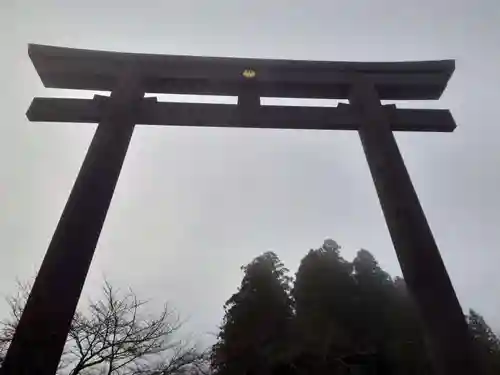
344;249;396;373
292;243;433;374
208;237;499;375
384;277;433;375
0;280;207;375
351;249;394;347
291;239;357;374
212;252;293;375
467;309;500;374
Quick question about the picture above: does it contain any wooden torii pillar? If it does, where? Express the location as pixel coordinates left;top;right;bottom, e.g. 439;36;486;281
1;44;481;375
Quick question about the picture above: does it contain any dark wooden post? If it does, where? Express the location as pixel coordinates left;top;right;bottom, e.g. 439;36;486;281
1;74;145;375
238;79;260;126
349;76;481;374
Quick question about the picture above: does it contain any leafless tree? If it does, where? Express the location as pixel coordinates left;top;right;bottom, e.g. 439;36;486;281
0;280;209;375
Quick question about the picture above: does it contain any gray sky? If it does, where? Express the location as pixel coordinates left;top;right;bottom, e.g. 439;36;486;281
1;0;499;343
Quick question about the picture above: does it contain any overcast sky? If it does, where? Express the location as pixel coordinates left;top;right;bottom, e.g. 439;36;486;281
1;0;499;343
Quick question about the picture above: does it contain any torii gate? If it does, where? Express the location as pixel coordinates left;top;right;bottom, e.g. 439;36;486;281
1;44;481;375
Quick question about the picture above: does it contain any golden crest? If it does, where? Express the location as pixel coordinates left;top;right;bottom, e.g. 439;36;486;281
242;69;256;79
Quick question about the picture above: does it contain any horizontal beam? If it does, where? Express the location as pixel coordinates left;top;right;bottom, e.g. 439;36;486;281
29;44;455;100
26;97;456;132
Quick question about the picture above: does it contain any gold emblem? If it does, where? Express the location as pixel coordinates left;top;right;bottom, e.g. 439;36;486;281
242;69;256;79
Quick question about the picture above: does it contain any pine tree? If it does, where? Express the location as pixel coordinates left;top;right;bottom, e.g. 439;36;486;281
387;277;433;374
211;239;497;375
212;252;293;375
467;309;500;374
292;244;433;374
292;239;357;373
351;249;394;348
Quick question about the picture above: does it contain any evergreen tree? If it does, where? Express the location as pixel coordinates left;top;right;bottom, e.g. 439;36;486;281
387;277;433;375
292;239;357;373
211;238;497;375
292;244;433;374
351;249;394;348
467;309;500;374
212;252;293;375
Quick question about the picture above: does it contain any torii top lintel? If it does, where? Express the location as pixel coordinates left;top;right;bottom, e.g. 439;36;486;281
29;44;454;100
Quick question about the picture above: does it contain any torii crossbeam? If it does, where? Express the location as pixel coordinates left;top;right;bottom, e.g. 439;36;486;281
1;44;481;375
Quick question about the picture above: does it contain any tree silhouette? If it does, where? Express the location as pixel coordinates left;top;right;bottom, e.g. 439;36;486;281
3;239;499;375
212;252;293;375
291;239;357;374
0;280;207;375
467;309;500;374
213;239;500;375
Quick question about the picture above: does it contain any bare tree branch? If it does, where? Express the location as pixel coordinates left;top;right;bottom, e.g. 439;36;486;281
0;279;207;375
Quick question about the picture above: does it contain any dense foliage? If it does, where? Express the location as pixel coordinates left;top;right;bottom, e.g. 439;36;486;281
2;239;499;374
213;240;500;375
211;252;294;375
